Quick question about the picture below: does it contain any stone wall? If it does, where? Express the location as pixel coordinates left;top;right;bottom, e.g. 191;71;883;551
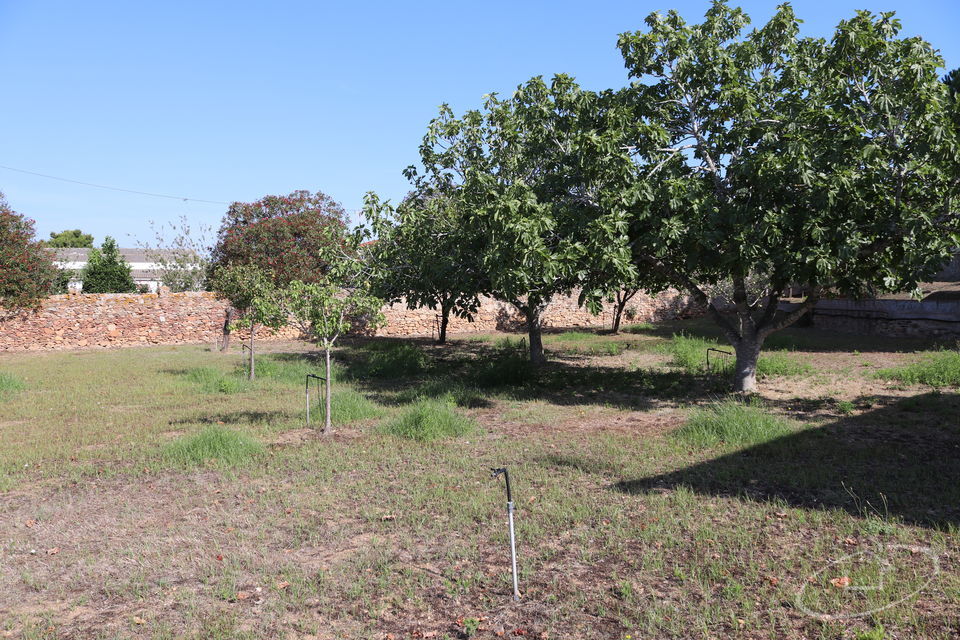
782;299;960;339
0;289;700;352
375;290;699;338
0;292;299;352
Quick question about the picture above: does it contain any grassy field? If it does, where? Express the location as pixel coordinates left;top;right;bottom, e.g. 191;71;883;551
0;318;958;639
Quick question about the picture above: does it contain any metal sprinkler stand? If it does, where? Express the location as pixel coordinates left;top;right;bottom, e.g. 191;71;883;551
305;373;326;428
491;467;520;601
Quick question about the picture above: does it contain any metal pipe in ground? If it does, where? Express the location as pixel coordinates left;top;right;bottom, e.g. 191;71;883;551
305;374;325;428
491;467;520;601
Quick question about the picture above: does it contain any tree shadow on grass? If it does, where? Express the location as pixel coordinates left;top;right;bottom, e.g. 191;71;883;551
613;392;960;528
169;409;296;426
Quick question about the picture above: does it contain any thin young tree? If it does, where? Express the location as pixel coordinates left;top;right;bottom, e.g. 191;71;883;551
209;264;287;380
283;226;384;434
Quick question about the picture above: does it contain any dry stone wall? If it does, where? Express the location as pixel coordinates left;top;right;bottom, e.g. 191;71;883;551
0;290;700;352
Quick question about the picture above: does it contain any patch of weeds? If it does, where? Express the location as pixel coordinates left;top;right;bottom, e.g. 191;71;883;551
474;352;533;387
667;334;811;378
185;367;247;394
399;380;490;408
876;350;960;387
854;626;887;640
836;400;855;415
674;400;796;448
0;371;24;400
622;322;655;334
161;426;264;467
379;398;478;442
494;336;526;352
550;331;597;343
364;342;428;378
318;389;384;424
253;354;342;385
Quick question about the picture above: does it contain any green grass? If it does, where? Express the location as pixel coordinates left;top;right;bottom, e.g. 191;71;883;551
474;352;533;387
185;366;248;394
363;341;428;378
0;371;25;400
876;350;960;387
674;401;797;448
379;398;478;441
622;322;656;334
161;425;264;467
667;334;812;378
321;389;384;424
545;330;628;356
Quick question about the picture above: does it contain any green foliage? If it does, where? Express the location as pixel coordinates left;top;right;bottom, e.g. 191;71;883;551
162;426;263;467
474;352;534;388
210;190;347;286
623;323;655;334
46;229;93;248
876;351;960;387
668;334;811;378
674;401;795;448
0;192;56;313
0;371;25;400
48;268;74;294
186;367;247;394
380;398;477;442
321;389;384;424
80;237;136;293
837;400;856;415
363;342;428;378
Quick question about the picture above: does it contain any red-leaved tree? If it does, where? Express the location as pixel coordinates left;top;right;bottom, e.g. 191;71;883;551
0;192;56;319
209;190;348;350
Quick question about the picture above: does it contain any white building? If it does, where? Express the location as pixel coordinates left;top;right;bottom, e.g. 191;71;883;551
53;248;173;293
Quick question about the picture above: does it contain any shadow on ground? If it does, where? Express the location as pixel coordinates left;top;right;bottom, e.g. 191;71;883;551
614;392;960;528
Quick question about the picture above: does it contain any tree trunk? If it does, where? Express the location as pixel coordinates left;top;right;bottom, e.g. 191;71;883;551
248;325;256;381
524;307;546;365
438;304;451;345
732;337;762;393
612;297;627;334
219;308;234;352
323;346;333;434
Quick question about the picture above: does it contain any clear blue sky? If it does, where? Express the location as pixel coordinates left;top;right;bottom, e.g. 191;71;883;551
1;0;957;246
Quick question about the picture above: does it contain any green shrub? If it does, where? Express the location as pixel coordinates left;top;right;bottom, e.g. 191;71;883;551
186;367;246;394
380;398;478;442
0;372;25;400
474;353;533;387
668;334;811;377
675;401;795;448
364;342;428;378
397;380;490;408
162;426;264;467
876;351;960;387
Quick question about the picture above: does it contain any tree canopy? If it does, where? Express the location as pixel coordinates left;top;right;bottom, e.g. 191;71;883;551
80;237;137;293
46;229;94;248
210;190;347;286
609;2;960;390
0;193;56;315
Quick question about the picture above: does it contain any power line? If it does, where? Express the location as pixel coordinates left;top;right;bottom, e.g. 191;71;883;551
0;164;231;205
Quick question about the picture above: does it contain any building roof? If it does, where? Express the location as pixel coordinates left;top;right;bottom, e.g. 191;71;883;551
53;247;188;263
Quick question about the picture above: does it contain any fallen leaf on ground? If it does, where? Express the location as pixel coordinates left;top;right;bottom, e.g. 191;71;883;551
46;547;60;556
132;616;146;625
236;591;251;600
830;576;852;588
275;581;290;590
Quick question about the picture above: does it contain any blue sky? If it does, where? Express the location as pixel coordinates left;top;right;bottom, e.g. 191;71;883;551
1;0;957;246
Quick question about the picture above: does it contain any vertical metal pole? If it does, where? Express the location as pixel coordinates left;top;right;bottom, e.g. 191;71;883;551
507;500;519;601
491;467;520;601
305;376;310;428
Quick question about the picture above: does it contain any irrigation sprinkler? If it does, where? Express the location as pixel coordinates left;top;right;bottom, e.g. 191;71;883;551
706;347;733;371
490;467;520;601
305;373;326;428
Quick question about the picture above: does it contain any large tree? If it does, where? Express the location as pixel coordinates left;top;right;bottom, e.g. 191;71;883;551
613;2;960;391
0;193;56;317
210;190;347;285
46;229;94;248
365;183;486;344
420;77;635;363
